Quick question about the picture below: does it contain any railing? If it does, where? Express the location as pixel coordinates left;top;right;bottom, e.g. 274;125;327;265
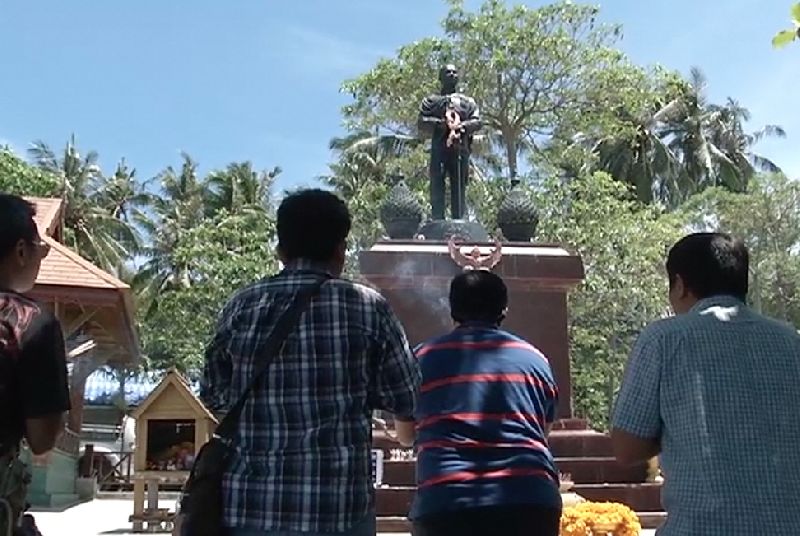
81;448;135;487
55;427;80;457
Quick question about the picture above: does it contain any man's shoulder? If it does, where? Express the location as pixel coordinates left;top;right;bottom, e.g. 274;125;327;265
638;315;688;340
748;309;800;340
227;276;388;310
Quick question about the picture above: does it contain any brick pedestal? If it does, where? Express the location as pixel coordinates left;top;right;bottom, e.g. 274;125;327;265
359;240;584;418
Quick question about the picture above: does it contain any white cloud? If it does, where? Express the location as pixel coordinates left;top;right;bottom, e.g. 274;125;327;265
269;25;388;78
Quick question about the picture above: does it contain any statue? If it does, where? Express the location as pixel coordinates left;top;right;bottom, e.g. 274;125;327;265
448;236;503;272
418;64;482;221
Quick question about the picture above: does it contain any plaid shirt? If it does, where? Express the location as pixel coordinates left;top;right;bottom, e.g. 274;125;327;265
613;295;800;535
200;260;420;532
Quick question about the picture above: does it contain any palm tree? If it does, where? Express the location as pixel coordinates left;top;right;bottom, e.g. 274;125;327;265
135;154;205;312
660;68;783;198
587;68;785;206
706;98;786;178
589;98;683;204
28;135;139;271
204;162;280;216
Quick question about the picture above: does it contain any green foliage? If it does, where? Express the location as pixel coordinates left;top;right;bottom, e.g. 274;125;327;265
139;208;278;372
587;68;785;207
682;174;800;326
27;136;146;272
0;148;60;196
536;172;684;428
772;3;800;48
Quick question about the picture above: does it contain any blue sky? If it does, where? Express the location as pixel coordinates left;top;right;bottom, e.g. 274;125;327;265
1;0;797;193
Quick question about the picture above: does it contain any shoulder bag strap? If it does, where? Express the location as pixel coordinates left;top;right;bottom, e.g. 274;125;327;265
214;276;328;439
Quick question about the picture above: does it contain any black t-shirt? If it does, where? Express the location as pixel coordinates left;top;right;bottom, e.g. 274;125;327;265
0;291;71;450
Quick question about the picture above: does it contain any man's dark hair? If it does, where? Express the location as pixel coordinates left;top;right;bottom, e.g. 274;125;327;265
277;189;351;262
666;232;749;301
0;194;37;258
449;270;508;324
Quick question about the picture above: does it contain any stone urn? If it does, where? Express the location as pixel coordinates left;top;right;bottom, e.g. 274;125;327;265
496;181;539;242
380;177;424;239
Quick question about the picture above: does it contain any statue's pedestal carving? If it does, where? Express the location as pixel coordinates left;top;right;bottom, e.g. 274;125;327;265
360;239;584;417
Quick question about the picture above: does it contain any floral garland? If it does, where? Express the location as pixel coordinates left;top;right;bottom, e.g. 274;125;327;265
560;502;641;536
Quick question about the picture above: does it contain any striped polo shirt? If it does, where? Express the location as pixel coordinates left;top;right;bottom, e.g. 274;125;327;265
405;324;561;519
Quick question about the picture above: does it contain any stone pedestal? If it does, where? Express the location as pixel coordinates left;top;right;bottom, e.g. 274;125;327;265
359;240;584;418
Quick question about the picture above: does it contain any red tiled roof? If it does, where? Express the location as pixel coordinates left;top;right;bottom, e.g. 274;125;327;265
26;197;128;290
38;237;129;290
27;196;64;237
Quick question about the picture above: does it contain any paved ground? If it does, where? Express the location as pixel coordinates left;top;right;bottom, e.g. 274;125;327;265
30;499;657;535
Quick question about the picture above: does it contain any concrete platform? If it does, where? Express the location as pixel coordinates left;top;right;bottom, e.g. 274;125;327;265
29;498;659;535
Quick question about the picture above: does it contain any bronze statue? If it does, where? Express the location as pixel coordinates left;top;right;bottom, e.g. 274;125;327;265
418;64;482;221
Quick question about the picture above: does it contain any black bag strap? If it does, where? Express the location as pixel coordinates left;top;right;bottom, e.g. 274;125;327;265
214;277;328;439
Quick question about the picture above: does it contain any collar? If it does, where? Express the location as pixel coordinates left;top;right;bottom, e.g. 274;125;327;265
281;259;335;277
456;321;500;330
689;295;745;314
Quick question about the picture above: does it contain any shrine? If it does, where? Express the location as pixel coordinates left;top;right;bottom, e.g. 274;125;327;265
128;369;217;532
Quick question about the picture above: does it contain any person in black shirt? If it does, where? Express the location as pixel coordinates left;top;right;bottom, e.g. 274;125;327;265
0;193;71;533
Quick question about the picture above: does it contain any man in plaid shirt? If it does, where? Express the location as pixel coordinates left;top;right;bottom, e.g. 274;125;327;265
201;189;420;536
612;233;800;534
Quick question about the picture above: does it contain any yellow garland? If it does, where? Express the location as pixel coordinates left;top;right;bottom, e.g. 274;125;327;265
560;501;641;536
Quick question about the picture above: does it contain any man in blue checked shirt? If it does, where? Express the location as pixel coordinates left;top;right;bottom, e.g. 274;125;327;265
201;189;420;536
612;232;800;535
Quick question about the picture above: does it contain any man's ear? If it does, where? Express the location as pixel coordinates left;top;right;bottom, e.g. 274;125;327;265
674;274;691;299
13;239;28;266
334;241;347;262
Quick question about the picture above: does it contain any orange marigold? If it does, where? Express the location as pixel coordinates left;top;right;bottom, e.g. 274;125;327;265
560;501;641;536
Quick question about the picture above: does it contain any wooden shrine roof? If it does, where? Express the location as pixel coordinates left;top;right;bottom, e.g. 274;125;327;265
25;197;140;364
131;369;217;422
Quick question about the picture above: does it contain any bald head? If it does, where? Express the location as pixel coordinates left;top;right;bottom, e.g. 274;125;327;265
439;64;459;93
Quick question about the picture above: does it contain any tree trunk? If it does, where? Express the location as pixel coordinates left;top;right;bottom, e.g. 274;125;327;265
68;382;86;433
68;355;105;433
503;127;519;182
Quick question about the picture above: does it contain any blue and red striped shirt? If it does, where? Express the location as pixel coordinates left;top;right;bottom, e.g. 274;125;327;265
404;324;561;519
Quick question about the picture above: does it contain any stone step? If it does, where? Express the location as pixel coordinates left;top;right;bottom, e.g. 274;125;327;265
638;511;667;530
556;457;647;484
376;429;618;459
548;431;615;458
572;483;663;512
380;457;647;487
376;486;415;517
376;482;663;517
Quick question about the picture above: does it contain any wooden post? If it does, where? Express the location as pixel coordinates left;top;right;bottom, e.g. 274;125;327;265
147;479;159;531
132;478;145;532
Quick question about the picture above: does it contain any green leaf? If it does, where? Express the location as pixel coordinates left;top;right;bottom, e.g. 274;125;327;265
772;29;797;48
792;2;800;24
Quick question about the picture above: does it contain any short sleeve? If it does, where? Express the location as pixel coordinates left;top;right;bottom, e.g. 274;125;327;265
368;300;420;418
611;329;663;439
19;312;70;418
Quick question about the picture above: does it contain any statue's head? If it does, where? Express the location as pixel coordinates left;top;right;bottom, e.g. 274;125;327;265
439;64;459;91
